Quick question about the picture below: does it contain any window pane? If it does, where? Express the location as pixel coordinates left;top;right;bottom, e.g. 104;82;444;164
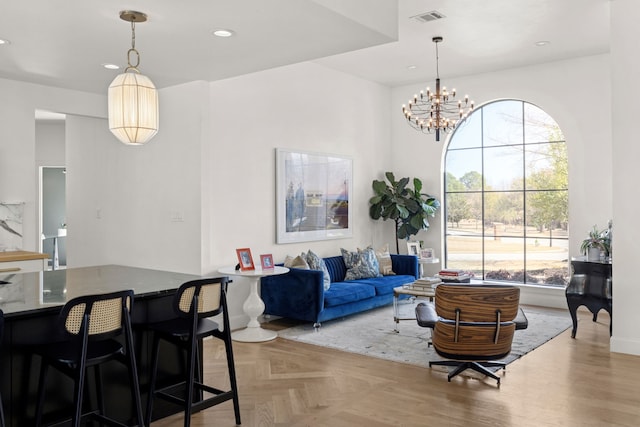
524;103;564;143
482;100;523;147
525;142;568;190
448;108;482;149
484;192;524;235
523;193;570;285
484;145;524;190
445;192;482;228
445;148;482;187
445;234;483;278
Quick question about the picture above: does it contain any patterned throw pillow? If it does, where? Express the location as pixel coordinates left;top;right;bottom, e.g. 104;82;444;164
375;243;395;276
341;246;382;280
284;255;310;269
305;250;331;290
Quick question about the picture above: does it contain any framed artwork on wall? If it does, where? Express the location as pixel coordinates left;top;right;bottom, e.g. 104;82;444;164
235;248;255;271
276;148;352;244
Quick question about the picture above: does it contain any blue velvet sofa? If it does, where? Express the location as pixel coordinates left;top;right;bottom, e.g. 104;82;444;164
260;254;419;327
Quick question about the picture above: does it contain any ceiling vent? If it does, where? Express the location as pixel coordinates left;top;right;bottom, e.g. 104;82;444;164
412;10;446;23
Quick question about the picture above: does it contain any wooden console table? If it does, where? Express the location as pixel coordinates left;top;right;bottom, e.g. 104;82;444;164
565;260;612;338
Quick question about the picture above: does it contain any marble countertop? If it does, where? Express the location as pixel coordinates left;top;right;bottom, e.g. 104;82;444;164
0;264;202;318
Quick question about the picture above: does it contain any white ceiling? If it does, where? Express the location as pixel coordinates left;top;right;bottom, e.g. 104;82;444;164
1;0;610;95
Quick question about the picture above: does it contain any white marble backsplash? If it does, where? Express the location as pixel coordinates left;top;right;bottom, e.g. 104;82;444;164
0;202;24;251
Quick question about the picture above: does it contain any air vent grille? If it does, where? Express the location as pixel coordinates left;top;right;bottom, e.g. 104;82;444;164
412;10;446;23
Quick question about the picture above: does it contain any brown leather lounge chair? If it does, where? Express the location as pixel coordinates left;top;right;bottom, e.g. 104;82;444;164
415;284;528;385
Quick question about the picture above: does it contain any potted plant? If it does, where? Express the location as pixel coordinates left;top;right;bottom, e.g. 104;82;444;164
369;172;440;254
580;225;611;262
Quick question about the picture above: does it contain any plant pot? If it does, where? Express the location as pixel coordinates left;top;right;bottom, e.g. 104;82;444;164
587;247;601;262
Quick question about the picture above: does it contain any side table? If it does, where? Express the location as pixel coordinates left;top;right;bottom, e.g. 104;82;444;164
393;284;437;332
418;257;440;278
219;266;289;342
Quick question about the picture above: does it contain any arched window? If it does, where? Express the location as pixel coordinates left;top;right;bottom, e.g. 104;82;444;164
444;99;569;286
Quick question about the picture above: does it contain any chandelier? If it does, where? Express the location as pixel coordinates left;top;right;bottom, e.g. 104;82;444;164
108;10;159;145
402;36;473;142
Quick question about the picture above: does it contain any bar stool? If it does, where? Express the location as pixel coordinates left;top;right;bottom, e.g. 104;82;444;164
34;290;143;427
144;277;240;427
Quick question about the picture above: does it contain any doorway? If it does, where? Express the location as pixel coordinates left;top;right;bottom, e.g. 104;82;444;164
40;167;66;269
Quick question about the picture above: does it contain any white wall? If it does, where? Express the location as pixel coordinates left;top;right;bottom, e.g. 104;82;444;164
206;62;392;325
610;0;640;355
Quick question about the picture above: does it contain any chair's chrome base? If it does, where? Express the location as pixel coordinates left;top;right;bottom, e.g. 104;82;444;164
429;360;506;385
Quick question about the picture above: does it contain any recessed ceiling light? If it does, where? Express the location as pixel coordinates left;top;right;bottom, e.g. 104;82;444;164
102;63;120;70
0;38;10;45
407;65;417;70
535;40;550;47
212;29;235;38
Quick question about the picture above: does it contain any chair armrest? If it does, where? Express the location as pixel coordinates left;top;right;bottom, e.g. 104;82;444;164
415;302;438;328
261;268;325;323
515;307;528;330
390;254;420;279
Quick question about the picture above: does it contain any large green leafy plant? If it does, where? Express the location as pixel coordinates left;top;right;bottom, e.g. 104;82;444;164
369;172;440;253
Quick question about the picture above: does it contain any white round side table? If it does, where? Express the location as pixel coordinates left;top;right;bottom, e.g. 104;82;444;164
218;266;289;342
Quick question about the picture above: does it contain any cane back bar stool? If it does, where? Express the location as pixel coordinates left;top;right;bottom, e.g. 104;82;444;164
144;277;240;427
34;289;143;427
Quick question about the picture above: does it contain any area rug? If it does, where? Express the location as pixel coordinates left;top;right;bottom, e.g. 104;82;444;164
276;301;572;369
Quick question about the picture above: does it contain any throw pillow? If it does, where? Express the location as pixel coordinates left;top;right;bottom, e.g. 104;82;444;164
284;255;310;269
341;246;382;280
375;243;395;276
305;250;331;290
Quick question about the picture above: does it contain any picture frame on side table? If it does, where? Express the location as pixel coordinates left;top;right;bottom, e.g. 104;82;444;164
407;242;420;257
260;254;274;270
420;248;434;260
276;148;353;244
236;248;255;271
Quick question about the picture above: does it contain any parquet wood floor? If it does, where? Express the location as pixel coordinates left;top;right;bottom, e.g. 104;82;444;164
151;308;640;426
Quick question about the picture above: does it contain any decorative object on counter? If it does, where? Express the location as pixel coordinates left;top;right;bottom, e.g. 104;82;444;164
235;248;255;271
580;224;611;262
369;172;440;254
108;10;159;145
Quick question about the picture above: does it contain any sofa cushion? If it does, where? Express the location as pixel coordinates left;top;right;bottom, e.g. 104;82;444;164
284;255;309;269
352;275;417;296
323;256;347;283
341;247;382;280
374;243;395;276
305;250;331;290
324;282;376;307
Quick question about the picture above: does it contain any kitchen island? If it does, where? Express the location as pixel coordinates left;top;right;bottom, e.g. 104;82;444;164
0;265;204;426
